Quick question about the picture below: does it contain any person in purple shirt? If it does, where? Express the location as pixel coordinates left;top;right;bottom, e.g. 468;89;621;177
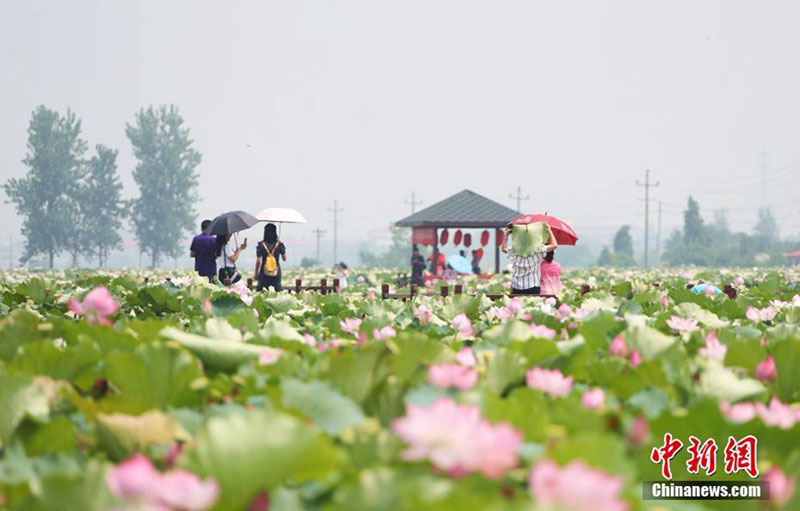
190;219;217;281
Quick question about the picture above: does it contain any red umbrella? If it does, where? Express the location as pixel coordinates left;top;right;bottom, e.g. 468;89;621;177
512;214;578;245
453;230;463;245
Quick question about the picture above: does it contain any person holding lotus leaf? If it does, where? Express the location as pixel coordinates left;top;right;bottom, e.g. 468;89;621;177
501;221;558;295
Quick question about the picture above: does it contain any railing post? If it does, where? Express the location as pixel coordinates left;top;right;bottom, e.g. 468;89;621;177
440;285;449;297
246;277;253;290
381;283;389;300
295;278;302;293
581;284;591;295
320;278;327;295
454;284;463;295
333;278;340;292
410;284;417;297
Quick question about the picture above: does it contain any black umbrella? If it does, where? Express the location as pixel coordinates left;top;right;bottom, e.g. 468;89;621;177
204;211;259;235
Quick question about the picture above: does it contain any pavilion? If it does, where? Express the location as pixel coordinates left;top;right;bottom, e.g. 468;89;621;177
395;189;519;273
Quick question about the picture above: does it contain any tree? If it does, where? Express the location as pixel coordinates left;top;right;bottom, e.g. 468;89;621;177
596;246;612;266
358;226;411;268
753;208;779;247
612;225;633;257
82;145;126;267
683;196;705;244
3;106;86;269
300;257;320;268
126;105;201;267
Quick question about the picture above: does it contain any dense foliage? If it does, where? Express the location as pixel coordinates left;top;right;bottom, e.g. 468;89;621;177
0;267;799;510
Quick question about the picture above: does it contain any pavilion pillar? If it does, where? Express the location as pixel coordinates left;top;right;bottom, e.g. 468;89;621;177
432;228;439;273
494;228;500;274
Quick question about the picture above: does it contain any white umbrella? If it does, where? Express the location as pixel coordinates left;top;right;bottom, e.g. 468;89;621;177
256;208;308;224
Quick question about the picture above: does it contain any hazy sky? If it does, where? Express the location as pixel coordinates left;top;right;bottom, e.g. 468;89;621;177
2;0;799;265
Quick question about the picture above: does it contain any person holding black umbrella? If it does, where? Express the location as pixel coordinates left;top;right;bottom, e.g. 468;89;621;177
215;234;247;285
190;219;217;282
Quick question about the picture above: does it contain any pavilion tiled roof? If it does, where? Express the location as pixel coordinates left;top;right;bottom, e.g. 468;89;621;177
395;189;518;228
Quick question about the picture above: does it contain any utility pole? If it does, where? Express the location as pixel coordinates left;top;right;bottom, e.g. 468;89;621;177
328;200;344;265
405;191;423;214
636;170;660;268
311;228;326;262
655;201;662;264
509;185;529;213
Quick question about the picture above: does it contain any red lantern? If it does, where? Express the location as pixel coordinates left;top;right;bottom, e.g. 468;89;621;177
440;229;449;245
496;229;504;245
453;230;463;245
476;248;484;261
464;233;472;247
480;230;490;246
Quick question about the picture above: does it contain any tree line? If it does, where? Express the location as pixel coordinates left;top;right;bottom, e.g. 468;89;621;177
4;105;201;269
598;196;797;267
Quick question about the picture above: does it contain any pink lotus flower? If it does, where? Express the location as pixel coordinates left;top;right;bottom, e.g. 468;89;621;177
733;276;744;287
660;294;669;308
526;368;574;397
452;313;473;336
373;326;397;340
627;415;649;446
413;304;433;325
456;347;477;367
340;318;362;334
581;388;605;410
201;298;212;316
392;398;522;479
755;397;800;430
608;335;628;357
507;298;523;314
720;401;757;423
755;354;776;382
67;286;119;325
698;331;727;362
429;363;478;391
488;305;515;322
106;454;218;511
357;275;365;283
666;316;700;335
746;306;778;323
158;470;220;511
529;459;628;511
530;324;556;340
763;466;795;508
258;348;282;365
705;285;716;296
228;281;253;306
252;308;259;318
629;350;642;368
368;289;376;300
556;303;572;321
303;333;316;347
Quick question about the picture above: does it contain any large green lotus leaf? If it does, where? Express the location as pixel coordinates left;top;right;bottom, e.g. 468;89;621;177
0;369;49;445
511;222;548;257
280;378;365;435
96;410;188;461
723;338;766;371
578;310;621;350
180;410;341;510
508;337;559;367
482;387;549;442
11;338;101;382
484;349;526;395
203;317;253;342
263;294;299;314
698;362;764;403
13;459;118;511
324;343;387;405
773;338;800;402
210;294;246;317
388;333;445;382
18;416;76;456
104;343;204;413
623;322;677;359
551;431;634;477
259;318;305;343
481;320;534;346
161;327;265;372
673;302;728;328
0;310;47;362
580;295;618;314
439;295;481;322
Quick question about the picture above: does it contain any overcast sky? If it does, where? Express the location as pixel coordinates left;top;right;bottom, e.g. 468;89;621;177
2;0;799;265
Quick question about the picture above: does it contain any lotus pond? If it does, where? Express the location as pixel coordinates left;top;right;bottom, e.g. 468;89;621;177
0;267;799;510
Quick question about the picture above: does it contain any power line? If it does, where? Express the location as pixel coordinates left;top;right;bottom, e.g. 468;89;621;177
327;200;344;265
311;228;326;262
404;191;423;214
636;169;660;268
509;185;530;213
